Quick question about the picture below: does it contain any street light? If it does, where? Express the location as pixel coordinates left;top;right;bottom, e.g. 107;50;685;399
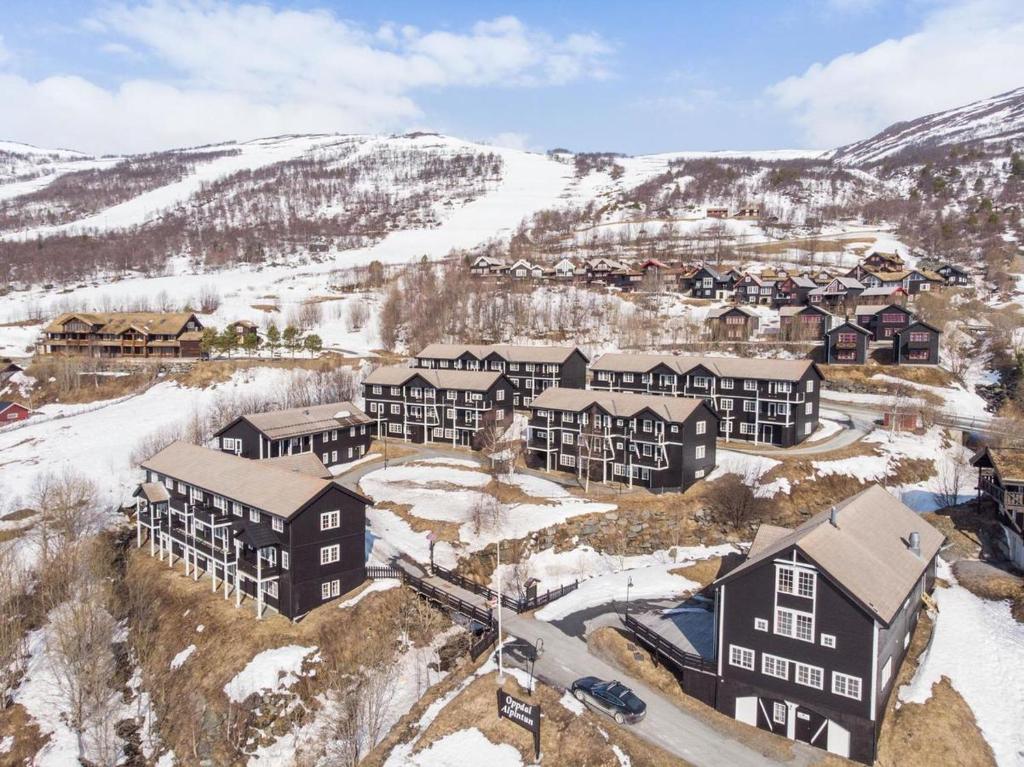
625;575;634;618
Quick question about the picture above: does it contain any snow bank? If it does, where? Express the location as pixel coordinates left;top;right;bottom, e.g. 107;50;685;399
499;472;571;499
900;560;1024;766
223;645;317;703
169;644;196;670
337;579;399;609
406;729;523;767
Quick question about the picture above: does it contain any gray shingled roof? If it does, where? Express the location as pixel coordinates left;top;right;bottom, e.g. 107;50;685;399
238;402;369;440
261;453;334;479
415;343;587;364
142;441;369;518
590;353;819;382
707;306;760;319
364;365;504;391
716;485;944;625
530;386;712;423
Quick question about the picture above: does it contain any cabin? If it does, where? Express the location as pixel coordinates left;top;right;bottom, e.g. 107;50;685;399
362;366;514;448
862;252;905;272
690;266;736;300
860;269;941;296
777;276;817;306
589;353;823;447
779;305;833;342
706;207;729;218
854;303;914;342
507;259;535;280
470;256;508;277
230;320;259;344
213;402;371;468
936;263;970;286
736;206;761;218
707;306;760;341
892;321;941;365
41;312;204;358
971;447;1024;567
824;322;872;365
136;441;371;620
734;274;782;306
0;401;30;423
856;286;907;306
714;485;943;763
638;259;685;291
809;278;864;310
414;343;589;408
526;388;718;492
0;360;24;382
552;258;579;280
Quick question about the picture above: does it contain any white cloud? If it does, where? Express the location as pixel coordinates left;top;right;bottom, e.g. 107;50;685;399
484;132;532;151
0;2;612;154
0;35;11;65
769;0;1024;147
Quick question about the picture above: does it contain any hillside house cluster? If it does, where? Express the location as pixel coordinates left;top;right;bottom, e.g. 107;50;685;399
41;312;205;358
135;426;372;620
526;388;718;492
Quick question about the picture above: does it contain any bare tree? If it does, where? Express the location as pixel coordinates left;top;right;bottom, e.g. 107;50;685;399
0;544;30;708
704;474;770;531
196;284;221;313
931;453;970;509
28;468;103;569
345;299;370;332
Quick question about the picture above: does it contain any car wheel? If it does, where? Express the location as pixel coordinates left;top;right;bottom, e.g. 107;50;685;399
614;712;625;724
574;690;585;701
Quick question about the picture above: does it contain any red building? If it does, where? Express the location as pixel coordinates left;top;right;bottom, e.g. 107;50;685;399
0;401;30;424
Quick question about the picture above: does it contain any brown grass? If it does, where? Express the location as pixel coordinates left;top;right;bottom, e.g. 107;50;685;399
0;703;49;765
670;557;725;588
875;613;995;767
249;304;279;313
0;508;36;522
822;365;950;402
399;671;690;767
171;354;363;389
587;627;796;763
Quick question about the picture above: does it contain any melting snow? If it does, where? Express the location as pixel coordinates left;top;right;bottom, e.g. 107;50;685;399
170;644;196;670
223;645;317;703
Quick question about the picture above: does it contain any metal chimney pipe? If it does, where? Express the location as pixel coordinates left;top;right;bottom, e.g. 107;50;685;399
909;531;921;557
829;506;838;527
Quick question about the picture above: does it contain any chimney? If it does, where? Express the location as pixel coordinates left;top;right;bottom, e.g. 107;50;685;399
829;506;838;527
908;531;921;558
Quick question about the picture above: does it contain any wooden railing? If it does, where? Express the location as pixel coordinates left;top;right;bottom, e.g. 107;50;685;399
623;613;717;675
432;565;579;613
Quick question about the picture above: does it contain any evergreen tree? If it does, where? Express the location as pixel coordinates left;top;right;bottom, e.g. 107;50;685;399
303;334;323;357
265;323;280;357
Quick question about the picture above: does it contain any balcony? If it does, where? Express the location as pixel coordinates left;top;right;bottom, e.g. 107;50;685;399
833;340;859;350
237;554;280;580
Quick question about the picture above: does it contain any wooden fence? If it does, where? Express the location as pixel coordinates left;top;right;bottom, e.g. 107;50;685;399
432;564;579;614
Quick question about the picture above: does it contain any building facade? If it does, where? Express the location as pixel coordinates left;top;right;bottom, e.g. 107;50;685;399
823;322;872;365
714;486;943;763
779;305;833;342
213;402;372;467
972;447;1024;568
892;321;941;365
413;343;588;408
854;303;914;342
526;387;718;492
589;353;823;447
136;441;370;620
362;366;514;447
41;312;204;358
0;401;30;423
706;306;760;341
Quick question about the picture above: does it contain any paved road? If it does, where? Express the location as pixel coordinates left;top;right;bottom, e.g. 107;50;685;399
500;611;817;767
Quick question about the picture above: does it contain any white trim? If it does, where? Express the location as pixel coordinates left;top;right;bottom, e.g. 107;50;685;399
869;621;879;718
729;644;755;670
833;672;863;701
762;653;789;680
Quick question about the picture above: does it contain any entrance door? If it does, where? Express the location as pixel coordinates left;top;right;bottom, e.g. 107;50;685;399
759;424;775;445
794;706;828;748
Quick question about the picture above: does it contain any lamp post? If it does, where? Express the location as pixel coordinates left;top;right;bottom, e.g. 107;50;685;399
625;575;634;618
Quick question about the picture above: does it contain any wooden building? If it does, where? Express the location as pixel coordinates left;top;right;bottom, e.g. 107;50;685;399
590;353;823;447
734;273;782;306
777;276;817;306
41;312;204;358
136;441;370;620
779;305;833;342
808;278;865;310
213;402;372;468
470;256;508;277
526;387;718;492
859;269;942;296
362;366;513;447
824;322;872;365
0;400;30;423
0;360;24;382
971;447;1024;568
862;252;905;272
414;343;589;408
707;305;760;340
936;263;970;286
892;320;941;365
230;320;259;343
856;286;908;306
714;485;943;763
853;303;914;342
690;266;737;300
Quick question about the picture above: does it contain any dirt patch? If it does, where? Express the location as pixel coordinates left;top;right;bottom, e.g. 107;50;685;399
670;556;726;588
398;671;689;767
952;559;1024;621
587;627;796;763
876;613;995;767
249;304;279;313
0;702;49;765
0;508;36;522
172;355;362;389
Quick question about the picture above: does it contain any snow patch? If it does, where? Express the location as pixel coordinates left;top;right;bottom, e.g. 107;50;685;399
223;645;317;703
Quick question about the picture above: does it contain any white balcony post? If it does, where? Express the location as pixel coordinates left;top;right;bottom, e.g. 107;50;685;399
256;553;263;620
136;498;142;548
234;540;242;608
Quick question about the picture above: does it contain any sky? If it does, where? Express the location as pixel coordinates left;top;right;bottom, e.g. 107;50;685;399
0;0;1022;155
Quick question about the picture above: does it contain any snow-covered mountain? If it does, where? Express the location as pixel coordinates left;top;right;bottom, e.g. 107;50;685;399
831;86;1024;167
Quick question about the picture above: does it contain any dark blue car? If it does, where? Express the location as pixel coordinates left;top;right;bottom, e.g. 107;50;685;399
571;677;647;724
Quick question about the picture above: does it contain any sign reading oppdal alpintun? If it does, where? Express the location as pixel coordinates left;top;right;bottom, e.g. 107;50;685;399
497;689;541;760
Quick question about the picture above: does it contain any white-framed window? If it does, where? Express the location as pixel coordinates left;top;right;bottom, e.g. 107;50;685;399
776;607;814;642
743;400;756;413
613;463;625;476
321;510;340;530
804;402;813;415
744;380;757;391
322;451;329;464
563;412;574;423
623;373;634;383
372;385;382;395
233;504;243;517
797;570;815;598
560;453;576;468
762;653;790;680
563;432;574;445
720;398;733;411
177;481;187;493
163;476;173;489
494;408;505;421
281;551;290;570
333;450;339;463
642;419;653;432
777;566;815;599
320;544;340;565
729;645;755;670
721;378;734;390
321;580;340;599
696;420;706;435
670;424;679;433
806;379;815;392
249;509;260;524
694;468;705;479
693;376;709;388
695;445;706;459
390;404;400;414
795;662;824;689
832;672;862;700
881;657;892;688
390;386;401;396
272;517;284;533
776;566;794;595
821;634;836;649
739;423;756;435
496;389;505;401
388;422;402;434
754;618;768;632
776;382;792;394
772;702;787;725
642;444;653;457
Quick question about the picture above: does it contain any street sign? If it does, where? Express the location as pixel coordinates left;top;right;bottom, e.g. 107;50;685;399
497;689;541;760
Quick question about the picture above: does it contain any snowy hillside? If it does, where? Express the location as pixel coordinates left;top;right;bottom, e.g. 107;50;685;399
831;86;1024;166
